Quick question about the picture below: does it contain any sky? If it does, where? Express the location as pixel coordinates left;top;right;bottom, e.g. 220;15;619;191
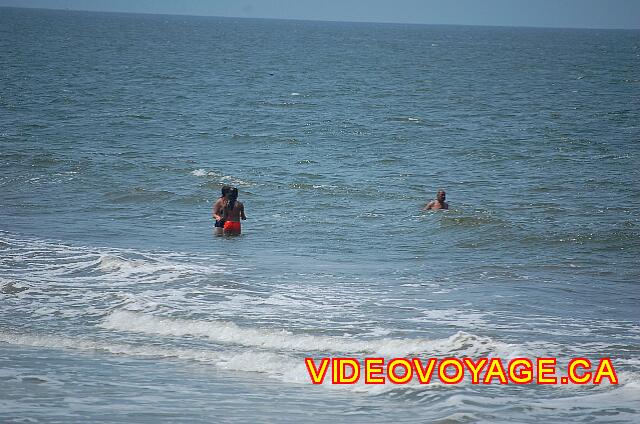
0;0;639;29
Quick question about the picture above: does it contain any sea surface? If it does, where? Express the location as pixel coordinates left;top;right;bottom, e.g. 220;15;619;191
1;7;639;423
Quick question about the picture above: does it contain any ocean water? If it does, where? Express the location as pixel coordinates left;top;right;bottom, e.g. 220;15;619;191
1;7;639;423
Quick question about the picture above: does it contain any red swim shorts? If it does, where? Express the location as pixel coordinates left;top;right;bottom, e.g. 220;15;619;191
223;221;241;233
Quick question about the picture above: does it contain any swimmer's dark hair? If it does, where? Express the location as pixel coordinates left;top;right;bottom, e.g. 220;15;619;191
221;185;232;198
226;187;239;210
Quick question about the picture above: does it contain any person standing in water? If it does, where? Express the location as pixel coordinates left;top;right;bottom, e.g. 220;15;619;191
213;185;231;235
222;187;246;235
423;189;449;210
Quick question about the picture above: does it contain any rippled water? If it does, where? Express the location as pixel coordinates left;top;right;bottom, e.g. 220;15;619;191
1;7;639;423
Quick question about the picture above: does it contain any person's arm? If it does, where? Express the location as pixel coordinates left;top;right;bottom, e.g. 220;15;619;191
213;199;223;220
240;203;246;220
423;201;435;211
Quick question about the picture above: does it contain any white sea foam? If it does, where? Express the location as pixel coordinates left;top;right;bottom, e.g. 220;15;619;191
97;254;149;272
219;175;252;187
213;292;339;319
2;328;638;398
0;331;297;376
100;310;525;358
0;233;226;285
3;231;639;403
190;169;253;186
406;308;489;328
0;232;233;322
525;376;640;414
0;330;337;390
190;168;208;177
0;330;525;395
94;253;222;284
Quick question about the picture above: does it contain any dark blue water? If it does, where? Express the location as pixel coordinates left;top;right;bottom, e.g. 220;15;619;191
1;7;639;423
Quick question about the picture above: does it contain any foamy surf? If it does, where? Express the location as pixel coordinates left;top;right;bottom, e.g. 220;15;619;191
1;329;636;400
0;232;228;284
100;310;526;358
0;331;302;380
190;168;253;186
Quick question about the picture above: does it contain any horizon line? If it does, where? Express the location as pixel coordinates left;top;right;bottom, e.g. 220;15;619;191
2;5;639;31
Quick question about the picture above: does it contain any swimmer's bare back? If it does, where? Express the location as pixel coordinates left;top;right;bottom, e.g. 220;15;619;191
224;201;246;222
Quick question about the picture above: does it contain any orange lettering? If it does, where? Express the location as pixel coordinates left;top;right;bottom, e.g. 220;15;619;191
537;358;557;384
463;358;488;384
388;358;412;384
365;357;385;384
305;357;329;384
508;358;533;384
568;358;591;384
593;358;618;385
332;358;360;384
483;358;508;384
439;358;464;384
412;358;437;384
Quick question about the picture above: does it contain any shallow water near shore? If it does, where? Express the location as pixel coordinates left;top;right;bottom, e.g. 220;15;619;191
1;7;639;423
